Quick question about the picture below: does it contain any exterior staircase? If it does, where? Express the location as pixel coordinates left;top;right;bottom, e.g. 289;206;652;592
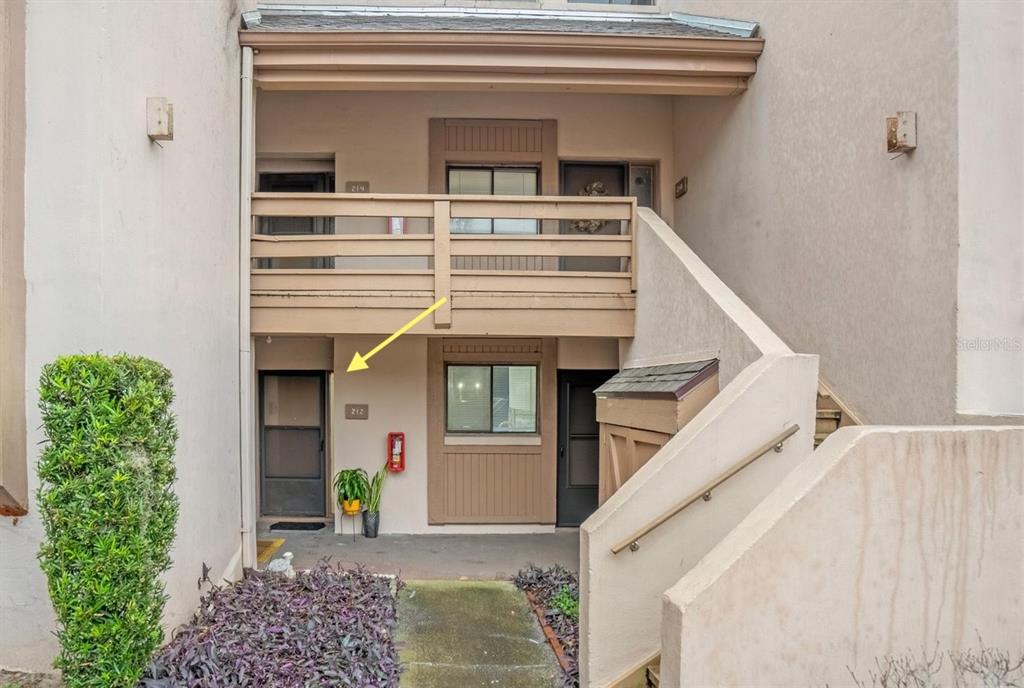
815;382;861;447
645;657;661;687
815;406;842;447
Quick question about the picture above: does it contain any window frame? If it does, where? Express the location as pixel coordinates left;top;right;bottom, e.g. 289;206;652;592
444;363;540;435
567;0;655;6
445;164;541;235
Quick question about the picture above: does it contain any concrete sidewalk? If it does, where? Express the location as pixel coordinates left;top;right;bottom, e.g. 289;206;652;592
257;530;579;579
397;580;558;687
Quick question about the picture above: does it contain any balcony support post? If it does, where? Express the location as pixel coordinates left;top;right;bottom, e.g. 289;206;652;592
433;200;452;327
630;200;638;293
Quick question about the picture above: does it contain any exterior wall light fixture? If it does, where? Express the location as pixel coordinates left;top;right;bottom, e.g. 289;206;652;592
886;111;916;155
147;97;174;142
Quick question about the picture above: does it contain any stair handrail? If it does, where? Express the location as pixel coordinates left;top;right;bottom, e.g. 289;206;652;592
609;424;800;555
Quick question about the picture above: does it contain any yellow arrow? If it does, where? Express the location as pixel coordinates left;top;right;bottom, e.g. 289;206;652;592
347;297;448;372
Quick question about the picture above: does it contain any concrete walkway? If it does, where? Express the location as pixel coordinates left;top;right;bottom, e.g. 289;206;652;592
397;580;558;687
257;530;579;579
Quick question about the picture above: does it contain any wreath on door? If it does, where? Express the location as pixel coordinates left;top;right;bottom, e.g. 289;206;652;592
570;181;609;234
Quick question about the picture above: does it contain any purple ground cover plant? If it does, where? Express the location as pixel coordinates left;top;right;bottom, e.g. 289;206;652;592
141;561;403;687
513;565;579;688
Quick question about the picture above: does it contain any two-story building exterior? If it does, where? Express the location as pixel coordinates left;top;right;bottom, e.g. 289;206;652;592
1;0;1021;684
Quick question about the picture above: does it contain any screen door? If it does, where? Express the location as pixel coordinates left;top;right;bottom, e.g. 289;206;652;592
260;373;326;517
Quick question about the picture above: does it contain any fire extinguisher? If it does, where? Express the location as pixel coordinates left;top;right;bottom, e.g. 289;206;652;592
387;432;405;473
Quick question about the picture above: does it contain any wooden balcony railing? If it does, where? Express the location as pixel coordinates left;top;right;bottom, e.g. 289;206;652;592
250;193;638;337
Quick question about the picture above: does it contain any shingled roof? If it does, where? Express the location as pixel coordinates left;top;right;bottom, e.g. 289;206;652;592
244;6;760;39
595;359;718;399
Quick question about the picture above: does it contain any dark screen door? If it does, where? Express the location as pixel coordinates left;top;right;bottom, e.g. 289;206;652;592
557;370;615;526
256;172;335;269
260;373;326;517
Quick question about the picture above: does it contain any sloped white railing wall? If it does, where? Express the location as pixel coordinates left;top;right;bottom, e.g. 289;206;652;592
579;210;818;686
661;426;1024;685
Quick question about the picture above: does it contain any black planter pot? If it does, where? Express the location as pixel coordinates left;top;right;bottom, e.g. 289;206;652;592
362;511;380;538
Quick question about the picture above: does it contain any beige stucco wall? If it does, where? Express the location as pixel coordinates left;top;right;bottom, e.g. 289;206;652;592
256;336;334;371
0;0;27;515
256;90;675;225
956;1;1024;418
667;0;960;424
662;425;1024;685
0;0;244;672
557;337;619;370
331;335;429;534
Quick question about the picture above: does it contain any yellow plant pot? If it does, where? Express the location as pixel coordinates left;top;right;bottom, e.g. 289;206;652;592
341;499;361;516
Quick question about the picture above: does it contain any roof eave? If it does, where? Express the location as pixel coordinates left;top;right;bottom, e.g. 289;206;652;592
238;28;765;56
240;29;763;97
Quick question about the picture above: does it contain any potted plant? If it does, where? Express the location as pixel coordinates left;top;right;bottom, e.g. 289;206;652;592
362;466;387;538
333;468;369;516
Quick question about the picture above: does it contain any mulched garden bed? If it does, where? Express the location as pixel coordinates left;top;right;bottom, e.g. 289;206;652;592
513;565;580;688
140;562;403;688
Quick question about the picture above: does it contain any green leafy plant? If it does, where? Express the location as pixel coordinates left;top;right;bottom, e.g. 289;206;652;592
365;466;387;513
36;354;179;688
333;468;369;504
550;586;579;621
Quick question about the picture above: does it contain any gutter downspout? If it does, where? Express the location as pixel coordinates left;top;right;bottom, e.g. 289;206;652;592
239;46;257;570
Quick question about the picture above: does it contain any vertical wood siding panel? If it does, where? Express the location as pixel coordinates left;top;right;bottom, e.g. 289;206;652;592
511;454;521;518
520;455;528;519
499;454;507;518
448;453;458;518
432;337;552;523
471;456;480;519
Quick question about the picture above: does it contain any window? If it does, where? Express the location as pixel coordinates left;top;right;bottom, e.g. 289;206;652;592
447;166;539;235
568;0;653;5
446;365;538;433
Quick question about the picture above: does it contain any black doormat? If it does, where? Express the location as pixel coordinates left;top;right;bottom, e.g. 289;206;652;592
269;521;326;532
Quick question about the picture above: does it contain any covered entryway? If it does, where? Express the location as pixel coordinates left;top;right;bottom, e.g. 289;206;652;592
239;3;765;565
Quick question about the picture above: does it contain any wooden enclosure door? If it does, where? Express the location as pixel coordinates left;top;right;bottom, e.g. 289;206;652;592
598;425;671;505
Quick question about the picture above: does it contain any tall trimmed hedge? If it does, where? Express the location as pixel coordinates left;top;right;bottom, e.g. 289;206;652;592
36;354;179;688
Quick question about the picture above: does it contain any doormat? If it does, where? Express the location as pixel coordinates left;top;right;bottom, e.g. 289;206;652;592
256;538;285;565
269;521;326;532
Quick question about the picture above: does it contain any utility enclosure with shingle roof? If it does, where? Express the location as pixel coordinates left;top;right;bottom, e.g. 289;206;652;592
594;360;720;502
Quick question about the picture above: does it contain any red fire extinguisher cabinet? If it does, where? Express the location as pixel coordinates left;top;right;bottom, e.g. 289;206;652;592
387;432;405;473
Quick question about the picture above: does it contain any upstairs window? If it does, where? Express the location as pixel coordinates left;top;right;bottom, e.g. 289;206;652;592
568;0;654;4
446;365;538;433
447;166;539;235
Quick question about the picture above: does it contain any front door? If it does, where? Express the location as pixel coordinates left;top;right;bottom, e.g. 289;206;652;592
260;372;326;517
557;370;615;526
560;162;628;272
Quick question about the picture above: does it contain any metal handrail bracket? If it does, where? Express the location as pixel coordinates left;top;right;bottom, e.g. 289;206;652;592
610;424;800;555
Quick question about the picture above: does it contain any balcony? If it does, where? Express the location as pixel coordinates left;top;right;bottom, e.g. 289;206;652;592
250;193;637;337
